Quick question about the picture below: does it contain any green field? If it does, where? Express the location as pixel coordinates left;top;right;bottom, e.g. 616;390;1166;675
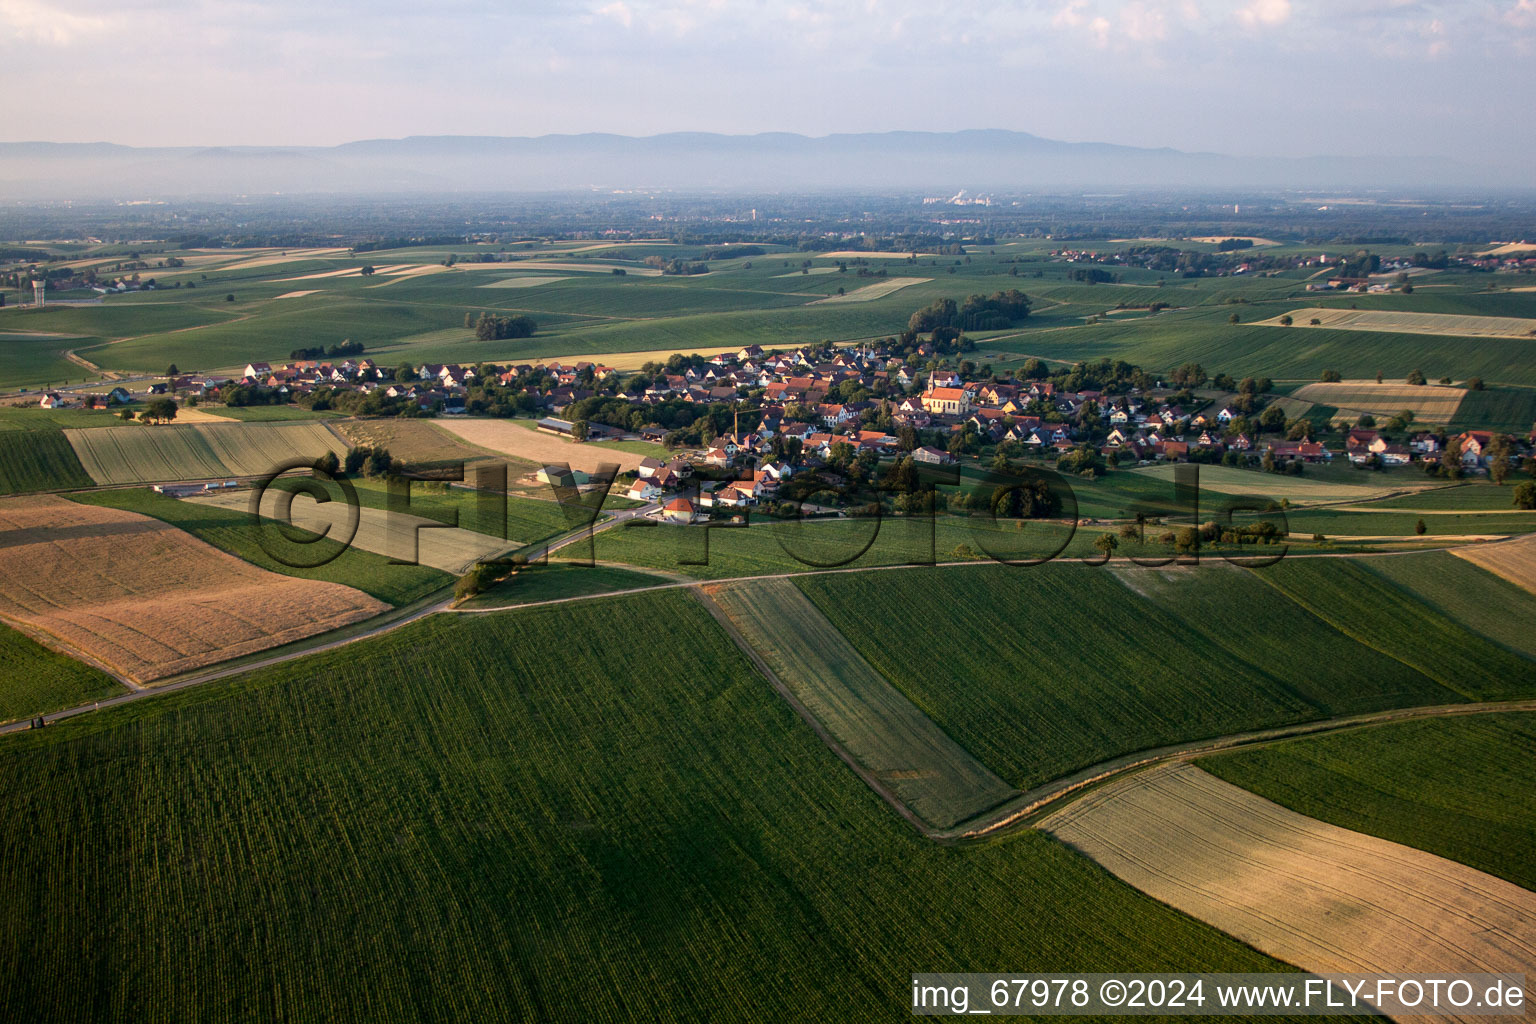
1201;712;1536;891
0;427;94;494
1274;508;1536;536
272;475;574;546
1359;550;1536;659
1258;558;1536;699
69;488;451;607
0;591;1292;1022
706;578;1017;829
1448;386;1536;432
567;515;1106;580
65;420;347;485
0;622;123;724
795;562;1462;789
1359;483;1530;511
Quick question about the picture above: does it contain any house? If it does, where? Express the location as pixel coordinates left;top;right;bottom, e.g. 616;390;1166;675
1456;431;1496;467
243;361;272;378
37;392;68;409
912;446;954;465
626;478;661;502
662;497;698;524
636;457;667;480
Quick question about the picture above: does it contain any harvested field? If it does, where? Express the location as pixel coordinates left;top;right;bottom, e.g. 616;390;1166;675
774;267;839;277
1452;532;1536;595
476;275;573;289
1041;762;1536;1021
273;290;320;299
816;250;920;259
194;421;346;477
434;418;650;474
704;578;1017;830
1292;380;1465;422
1188;236;1278;246
215;248;349;272
192;488;510;574
1262;307;1536;339
65;421;347;485
810;277;930;304
453;261;662;276
0;495;387;682
333;418;509;470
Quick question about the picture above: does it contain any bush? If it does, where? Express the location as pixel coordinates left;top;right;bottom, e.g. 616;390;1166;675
1514;481;1536;510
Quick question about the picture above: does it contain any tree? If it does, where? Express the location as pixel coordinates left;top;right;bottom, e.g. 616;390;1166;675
395;363;415;382
141;397;178;424
571;420;590;442
1407;369;1426;386
1467;377;1486;391
1279;314;1293;326
344;447;367;474
1259;404;1287;432
1320;369;1342;382
118;407;135;421
315;450;340;476
225;293;235;302
1415;517;1427;536
1093;533;1118;559
1514;481;1536;510
360;265;376;277
165;363;179;377
1228;313;1240;324
1440;436;1464;480
366;448;395;477
1488;434;1512;485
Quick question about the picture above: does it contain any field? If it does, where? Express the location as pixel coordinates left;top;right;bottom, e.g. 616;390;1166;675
0;591;1292;1022
0;495;388;682
70;488;452;607
65;421;347;485
795;562;1459;789
703;579;1017;830
1041;763;1536;990
1291;380;1466;422
191;488;511;574
1202;712;1536;892
433;418;652;474
1258;558;1536;698
1362;483;1524;510
1261;306;1536;339
1449;530;1536;595
0;622;123;724
809;277;929;304
0;425;94;494
332;417;511;471
565;515;1106;580
1449;386;1536;432
1274;507;1536;537
1361;550;1536;659
1127;462;1427;504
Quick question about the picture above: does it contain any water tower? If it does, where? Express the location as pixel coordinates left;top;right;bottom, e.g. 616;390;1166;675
32;279;45;308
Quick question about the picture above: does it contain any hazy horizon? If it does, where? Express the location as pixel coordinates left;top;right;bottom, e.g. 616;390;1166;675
2;0;1533;166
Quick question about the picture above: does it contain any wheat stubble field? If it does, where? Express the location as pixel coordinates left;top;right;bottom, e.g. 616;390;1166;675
0;495;387;682
1264;307;1536;339
1040;763;1536;1022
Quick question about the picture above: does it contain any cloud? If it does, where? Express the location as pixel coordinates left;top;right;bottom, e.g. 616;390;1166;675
1236;0;1291;28
0;0;111;45
595;1;633;28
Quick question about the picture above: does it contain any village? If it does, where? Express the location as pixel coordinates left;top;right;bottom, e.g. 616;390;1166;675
30;337;1533;526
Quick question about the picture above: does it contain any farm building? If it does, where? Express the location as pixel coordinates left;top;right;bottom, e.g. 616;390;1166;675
536;466;592;488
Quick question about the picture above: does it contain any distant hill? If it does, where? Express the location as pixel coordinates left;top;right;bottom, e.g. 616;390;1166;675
0;130;1507;198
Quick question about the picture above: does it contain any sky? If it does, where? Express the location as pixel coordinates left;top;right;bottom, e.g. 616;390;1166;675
2;0;1534;163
